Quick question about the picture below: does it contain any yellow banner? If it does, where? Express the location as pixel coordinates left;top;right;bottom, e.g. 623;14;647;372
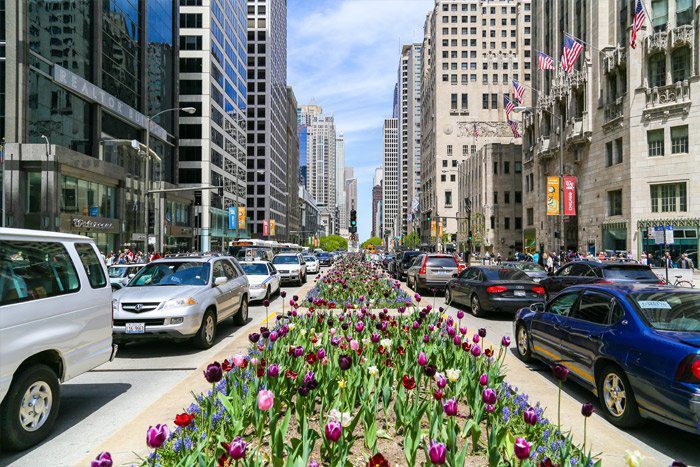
546;177;560;216
430;220;437;236
438;220;444;237
237;207;247;228
270;219;276;236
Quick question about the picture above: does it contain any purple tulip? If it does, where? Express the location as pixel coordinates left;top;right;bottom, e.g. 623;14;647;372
338;354;352;371
456;310;465;319
293;346;304;358
146;424;169;449
355;321;365;332
472;333;480;343
471;344;481;357
203;362;223;383
228;436;247;460
482;387;497;405
479;373;488;386
426;304;433;311
478;327;487;338
435;373;447;389
447;327;456;338
453;335;462;346
280;291;287;298
260;327;270;339
514;437;532;460
423;334;430;343
418;352;428;366
248;332;260;343
267;364;280;378
552;364;570;382
442;398;458;417
581;402;594;417
324;420;342;442
414;293;422;303
484;404;495;413
91;452;113;467
501;336;511;347
428;440;446;465
424;364;437;377
309;461;319;467
371;332;380;343
330;336;341;346
523;407;538;425
317;348;326;359
269;331;279;342
413;320;420;329
459;326;467;335
289;299;295;306
263;299;270;307
293;295;298;301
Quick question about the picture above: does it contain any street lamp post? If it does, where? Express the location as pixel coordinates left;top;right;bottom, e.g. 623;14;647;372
514;106;565;256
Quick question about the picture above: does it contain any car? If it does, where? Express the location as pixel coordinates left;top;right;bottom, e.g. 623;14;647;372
108;264;145;290
317;252;333;266
240;261;281;301
234;247;274;262
539;260;660;299
406;253;462;293
112;256;249;349
514;284;700;434
446;266;545;317
394;250;422;280
381;254;395;270
0;229;117;450
303;254;320;274
500;261;549;283
272;253;307;285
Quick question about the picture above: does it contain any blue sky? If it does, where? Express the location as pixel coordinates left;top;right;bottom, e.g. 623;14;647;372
288;0;432;240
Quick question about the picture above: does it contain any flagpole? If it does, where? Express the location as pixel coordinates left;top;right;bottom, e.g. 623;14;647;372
565;32;604;54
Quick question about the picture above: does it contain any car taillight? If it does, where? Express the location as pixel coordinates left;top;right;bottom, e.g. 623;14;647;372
486;286;508;294
419;257;427;275
657;280;667;285
595;280;614;284
532;286;545;295
675;355;700;383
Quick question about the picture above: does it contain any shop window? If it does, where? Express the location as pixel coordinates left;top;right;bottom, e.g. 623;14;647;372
26;172;42;213
650;182;687;212
648;53;666;87
647;129;664;157
608;190;622;216
671;125;688;154
671;47;690;83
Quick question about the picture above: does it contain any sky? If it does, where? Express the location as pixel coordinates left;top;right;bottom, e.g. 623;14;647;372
287;0;433;241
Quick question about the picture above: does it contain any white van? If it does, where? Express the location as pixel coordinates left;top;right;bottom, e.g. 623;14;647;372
0;229;116;450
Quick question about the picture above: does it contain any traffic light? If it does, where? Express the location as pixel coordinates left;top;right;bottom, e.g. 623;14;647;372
349;209;357;233
468;230;473;242
426;211;432;222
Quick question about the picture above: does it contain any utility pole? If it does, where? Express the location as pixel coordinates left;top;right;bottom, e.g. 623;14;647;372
558;112;565;256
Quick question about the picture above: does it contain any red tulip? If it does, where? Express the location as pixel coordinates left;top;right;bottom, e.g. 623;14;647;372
401;375;416;390
173;412;195;427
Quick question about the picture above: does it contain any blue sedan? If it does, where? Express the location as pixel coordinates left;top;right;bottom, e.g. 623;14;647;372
513;284;700;434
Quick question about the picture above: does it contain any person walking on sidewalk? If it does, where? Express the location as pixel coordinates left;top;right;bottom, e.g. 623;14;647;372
678;253;695;271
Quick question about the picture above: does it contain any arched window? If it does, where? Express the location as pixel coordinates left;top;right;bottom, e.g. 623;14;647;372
671;47;691;83
648;53;666;87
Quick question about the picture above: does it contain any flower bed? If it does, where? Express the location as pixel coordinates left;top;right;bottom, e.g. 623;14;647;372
109;257;598;467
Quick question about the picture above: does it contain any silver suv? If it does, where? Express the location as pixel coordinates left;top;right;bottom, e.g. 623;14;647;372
272;253;307;285
112;256;249;348
406;253;461;293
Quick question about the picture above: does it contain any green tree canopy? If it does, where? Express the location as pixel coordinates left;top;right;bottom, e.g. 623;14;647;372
319;235;348;252
361;237;383;249
402;231;420;249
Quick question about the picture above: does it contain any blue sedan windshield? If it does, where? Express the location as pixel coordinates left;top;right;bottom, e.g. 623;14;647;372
630;292;700;332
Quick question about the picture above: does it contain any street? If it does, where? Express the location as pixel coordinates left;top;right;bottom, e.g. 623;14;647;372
0;280;309;467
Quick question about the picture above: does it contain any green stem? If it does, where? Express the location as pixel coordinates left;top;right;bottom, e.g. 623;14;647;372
557;380;562;431
583;417;587;450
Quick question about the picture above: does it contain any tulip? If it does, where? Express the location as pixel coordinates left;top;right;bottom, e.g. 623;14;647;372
338;354;352;371
624;450;645;467
484;404;495;413
478;327;487;338
228;435;247;460
433;389;443;400
447;327;456;338
552;364;570;382
523;407;538;425
459;326;467;335
350;339;360;351
280;291;287;298
414;293;422;303
442;398;458;416
423;334;430;343
355;321;365;332
453;335;461;346
331;336;341;346
203;362;223;383
418;351;428;366
514;437;532;460
91;452;113;467
368;453;389;467
401;375;416;390
482;387;497;405
317;348;326;359
232;354;246;368
435;372;447;389
368;365;379;377
479;373;488;386
424;364;437;377
263;299;270;307
471;344;482;357
267;364;280;378
146;424;169;449
293;346;304;358
472;333;480;343
456;310;465;319
173;412;195;427
428;440;447;465
304;371;316;385
445;368;461;382
269;331;279;342
324;420;342;442
257;389;274;411
248;332;260;343
501;335;511;347
581;402;594;417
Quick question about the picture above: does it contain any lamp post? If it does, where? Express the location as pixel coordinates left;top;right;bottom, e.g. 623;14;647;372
513;106;566;255
144;106;196;254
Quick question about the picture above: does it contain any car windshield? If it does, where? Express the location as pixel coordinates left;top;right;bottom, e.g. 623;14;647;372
630;292;700;332
426;256;457;268
241;263;268;275
273;256;299;265
513;263;545;272
128;262;210;286
108;267;128;278
404;252;420;261
603;266;657;281
303;256;316;262
483;268;532;281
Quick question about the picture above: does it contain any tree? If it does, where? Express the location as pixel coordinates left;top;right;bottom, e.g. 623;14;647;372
319;235;348;252
402;231;420;249
361;237;383;249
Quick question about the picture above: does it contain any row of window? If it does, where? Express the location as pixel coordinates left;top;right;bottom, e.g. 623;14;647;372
648;125;688;157
440;3;531;13
489;215;523;230
608;182;687;216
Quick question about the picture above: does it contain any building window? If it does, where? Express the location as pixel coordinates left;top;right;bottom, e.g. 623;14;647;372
461;93;468;109
647;129;664;157
450;174;456;182
447;145;453;156
493;191;498;204
651;0;668;31
526;208;534;226
615;138;623;164
677;0;693;25
671;125;688;154
606;141;614;166
504;217;511;230
179;13;203;28
514;162;522;173
515;191;522;203
671;47;690;83
504;191;511;204
462;145;468;157
490;216;495;229
648;53;666;87
442;160;448;167
482;93;489;109
504;161;510;173
451;93;458;110
651;182;687;212
493;161;498;174
441;174;447;182
445;191;453;206
608;190;622;216
491;93;498;109
515;217;522;229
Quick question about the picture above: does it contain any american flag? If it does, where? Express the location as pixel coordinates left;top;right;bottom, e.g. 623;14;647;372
512;79;525;104
504;95;515;118
472;123;480;140
537;51;555;70
630;0;646;49
561;33;584;73
508;119;521;138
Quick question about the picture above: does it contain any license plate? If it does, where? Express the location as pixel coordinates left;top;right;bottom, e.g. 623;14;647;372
435;270;449;275
514;291;526;297
125;322;145;334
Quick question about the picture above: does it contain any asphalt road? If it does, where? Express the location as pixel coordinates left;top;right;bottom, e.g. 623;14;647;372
0;278;310;467
403;279;700;466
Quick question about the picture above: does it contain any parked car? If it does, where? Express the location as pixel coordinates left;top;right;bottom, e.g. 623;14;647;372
240;261;281;301
0;229;117;450
108;264;145;290
514;284;700;434
381;254;395;270
500;261;549;283
113;256;249;349
317;252;333;266
540;261;659;299
394;250;422;280
446;266;545;317
303;254;320;274
272;253;307;285
406;254;462;293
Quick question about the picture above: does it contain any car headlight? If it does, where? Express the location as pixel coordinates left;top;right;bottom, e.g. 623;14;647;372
159;297;198;310
112;299;118;315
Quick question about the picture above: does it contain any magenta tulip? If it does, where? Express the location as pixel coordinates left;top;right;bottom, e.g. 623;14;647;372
479;373;488;386
482;387;497;405
428;441;447;465
203;362;223;383
228;436;247;460
91;452;113;467
501;335;511;347
146;424;169;449
523;407;538;425
418;352;428;366
442;398;458;416
324;420;342;442
514;437;532;460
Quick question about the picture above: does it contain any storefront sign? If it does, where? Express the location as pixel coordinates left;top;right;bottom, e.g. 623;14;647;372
563;176;577;216
89;207;99;217
52;65;168;141
63;214;119;234
228;207;238;230
546;177;560;216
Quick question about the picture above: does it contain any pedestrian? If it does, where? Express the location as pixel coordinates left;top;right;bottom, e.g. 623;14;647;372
496;252;502;265
545;253;554;272
678;253;695;271
533;250;540;265
640;251;648;266
662;252;674;268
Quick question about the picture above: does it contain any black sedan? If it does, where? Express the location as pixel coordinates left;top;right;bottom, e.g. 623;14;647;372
539;261;659;299
317;252;333;266
446;266;545;317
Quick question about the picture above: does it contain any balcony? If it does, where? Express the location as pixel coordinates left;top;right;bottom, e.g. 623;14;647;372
567;70;587;90
566;116;591;145
646;31;668;54
671;25;693;49
643;81;692;120
603;98;624;122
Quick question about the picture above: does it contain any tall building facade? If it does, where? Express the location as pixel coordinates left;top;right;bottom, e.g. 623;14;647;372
343;167;357;232
397;43;423;237
523;0;699;262
420;0;532;246
336;133;347;235
372;167;383;239
382;118;399;248
3;0;190;253
285;86;301;243
178;0;248;252
247;0;290;239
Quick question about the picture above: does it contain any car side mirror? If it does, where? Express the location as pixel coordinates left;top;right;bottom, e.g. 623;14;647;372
214;276;228;286
529;302;545;313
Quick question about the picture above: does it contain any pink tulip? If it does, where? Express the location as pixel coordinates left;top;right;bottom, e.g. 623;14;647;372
479;373;488;386
350;339;359;351
418;351;427;366
232;354;245;368
257;389;274;411
146;424;169;449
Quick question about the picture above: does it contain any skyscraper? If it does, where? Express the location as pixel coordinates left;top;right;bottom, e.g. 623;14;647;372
382;118;399;248
344;167;357;234
372;167;383;239
247;0;290;239
285;86;301;243
178;0;248;251
336;133;347;235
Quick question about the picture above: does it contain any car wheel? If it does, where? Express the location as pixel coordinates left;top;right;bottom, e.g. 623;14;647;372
596;365;641;428
445;287;453;305
234;297;248;326
194;309;217;349
470;294;486;317
0;364;60;451
515;322;532;362
302;273;307;284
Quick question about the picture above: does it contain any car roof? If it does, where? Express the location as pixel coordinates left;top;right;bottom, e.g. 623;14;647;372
0;227;92;242
151;255;232;263
240;260;271;265
109;264;143;268
562;260;644;269
564;283;698;294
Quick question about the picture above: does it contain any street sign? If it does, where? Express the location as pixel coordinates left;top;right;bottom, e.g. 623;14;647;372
665;225;674;244
89;207;99;217
653;225;674;245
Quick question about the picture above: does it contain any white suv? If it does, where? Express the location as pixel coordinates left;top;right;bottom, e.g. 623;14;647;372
272;253;307;285
0;229;116;450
